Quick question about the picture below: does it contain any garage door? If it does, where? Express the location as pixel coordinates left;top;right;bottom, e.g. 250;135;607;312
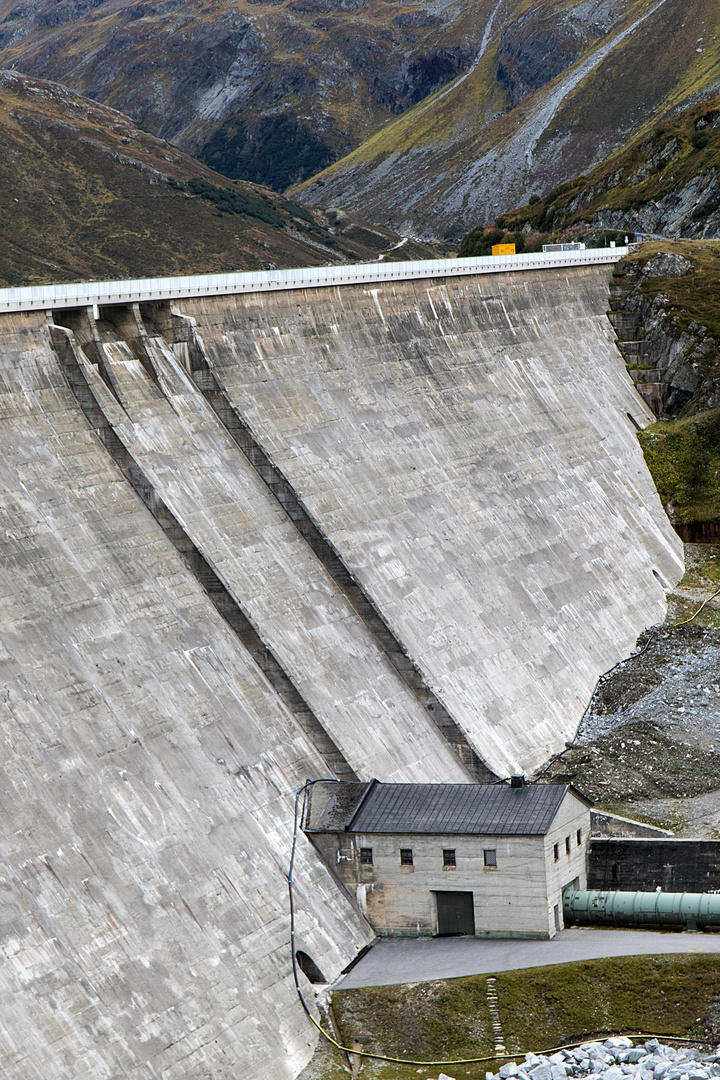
435;891;475;936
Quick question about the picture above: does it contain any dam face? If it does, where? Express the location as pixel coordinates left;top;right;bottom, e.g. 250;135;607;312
0;263;681;1078
192;265;682;773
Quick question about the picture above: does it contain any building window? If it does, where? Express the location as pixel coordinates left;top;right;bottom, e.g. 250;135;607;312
400;848;413;866
553;843;559;862
565;836;571;856
483;849;497;867
443;849;456;866
576;828;583;846
360;847;373;865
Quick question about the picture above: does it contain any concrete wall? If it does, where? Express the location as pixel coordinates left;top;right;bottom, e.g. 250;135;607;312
189;264;683;777
590;810;674;838
0;260;685;1077
0;313;374;1080
545;792;591;933
588;839;720;892
63;304;467;785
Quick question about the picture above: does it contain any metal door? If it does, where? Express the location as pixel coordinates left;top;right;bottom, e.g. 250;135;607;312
435;891;475;936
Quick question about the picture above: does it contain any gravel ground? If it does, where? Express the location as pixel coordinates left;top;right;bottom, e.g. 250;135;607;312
539;546;720;836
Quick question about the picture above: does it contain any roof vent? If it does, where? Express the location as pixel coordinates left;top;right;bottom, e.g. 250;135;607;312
510;774;526;789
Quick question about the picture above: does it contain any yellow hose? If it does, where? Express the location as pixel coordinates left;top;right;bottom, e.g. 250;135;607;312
309;1012;708;1067
674;585;720;627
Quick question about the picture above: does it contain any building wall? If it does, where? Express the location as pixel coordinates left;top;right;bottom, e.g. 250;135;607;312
349;832;551;938
544;794;591;934
311;794;591;939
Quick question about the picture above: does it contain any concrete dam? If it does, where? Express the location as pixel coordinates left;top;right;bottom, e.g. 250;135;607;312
0;254;682;1078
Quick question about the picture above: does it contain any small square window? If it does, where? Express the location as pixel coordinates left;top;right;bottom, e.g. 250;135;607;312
443;849;456;866
576;828;583;846
553;843;559;862
400;848;413;866
360;847;373;865
483;849;497;867
565;836;571;856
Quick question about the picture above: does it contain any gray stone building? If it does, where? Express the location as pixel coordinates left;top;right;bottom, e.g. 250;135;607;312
305;779;591;939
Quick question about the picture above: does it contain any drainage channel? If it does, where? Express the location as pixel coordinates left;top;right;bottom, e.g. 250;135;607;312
49;313;357;783
487;976;507;1057
143;302;495;784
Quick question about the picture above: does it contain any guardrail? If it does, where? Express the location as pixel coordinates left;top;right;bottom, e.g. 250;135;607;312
0;247;628;314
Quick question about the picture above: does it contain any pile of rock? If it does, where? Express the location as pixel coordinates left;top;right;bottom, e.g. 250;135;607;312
490;1038;719;1080
430;1038;720;1080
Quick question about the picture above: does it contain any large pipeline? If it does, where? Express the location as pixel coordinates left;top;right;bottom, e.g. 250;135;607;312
563;889;720;932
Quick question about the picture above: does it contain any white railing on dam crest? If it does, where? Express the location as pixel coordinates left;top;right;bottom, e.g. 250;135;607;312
0;246;628;313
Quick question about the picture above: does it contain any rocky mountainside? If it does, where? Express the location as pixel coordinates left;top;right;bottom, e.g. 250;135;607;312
497;95;720;246
2;0;716;218
0;0;502;191
0;70;441;286
609;241;720;530
295;0;720;238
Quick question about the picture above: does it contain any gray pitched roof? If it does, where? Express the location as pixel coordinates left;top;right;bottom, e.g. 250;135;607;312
338;782;576;836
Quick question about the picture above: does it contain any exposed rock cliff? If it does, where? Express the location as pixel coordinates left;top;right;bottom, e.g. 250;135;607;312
606;241;720;531
496;0;625;109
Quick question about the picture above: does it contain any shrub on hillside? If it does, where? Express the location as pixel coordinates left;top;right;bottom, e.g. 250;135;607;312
187;177;284;226
459;227;525;257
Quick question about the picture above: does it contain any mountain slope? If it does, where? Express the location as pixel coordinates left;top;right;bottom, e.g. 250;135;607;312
295;0;720;238
468;94;720;254
0;69;440;286
0;0;502;190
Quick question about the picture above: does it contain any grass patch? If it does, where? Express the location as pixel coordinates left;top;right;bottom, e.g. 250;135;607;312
639;408;720;523
302;955;720;1080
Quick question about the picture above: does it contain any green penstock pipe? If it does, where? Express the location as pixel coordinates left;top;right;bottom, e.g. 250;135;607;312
563;889;720;931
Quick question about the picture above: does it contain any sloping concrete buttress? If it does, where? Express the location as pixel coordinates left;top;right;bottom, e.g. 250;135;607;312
0;263;682;1078
189;265;683;775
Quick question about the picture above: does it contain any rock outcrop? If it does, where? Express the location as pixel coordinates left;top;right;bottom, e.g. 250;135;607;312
296;0;720;235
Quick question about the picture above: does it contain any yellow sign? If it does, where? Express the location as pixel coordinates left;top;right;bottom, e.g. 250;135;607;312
491;243;516;256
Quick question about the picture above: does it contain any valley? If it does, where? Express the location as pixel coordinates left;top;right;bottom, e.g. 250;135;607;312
0;1;720;1077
